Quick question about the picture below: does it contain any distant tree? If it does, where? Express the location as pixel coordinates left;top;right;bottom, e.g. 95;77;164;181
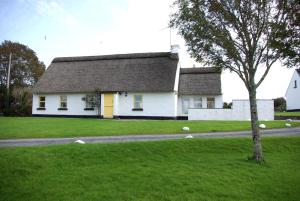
223;102;232;109
0;40;45;87
273;97;286;112
170;0;295;161
6;87;33;116
0;40;45;115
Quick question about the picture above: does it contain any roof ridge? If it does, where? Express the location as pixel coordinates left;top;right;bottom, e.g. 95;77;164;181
180;67;221;74
52;52;178;63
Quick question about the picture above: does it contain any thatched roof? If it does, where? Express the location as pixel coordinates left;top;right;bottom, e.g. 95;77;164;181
178;67;222;95
33;52;179;93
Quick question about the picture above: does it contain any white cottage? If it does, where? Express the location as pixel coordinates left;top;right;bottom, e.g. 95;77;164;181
285;69;300;111
32;52;223;119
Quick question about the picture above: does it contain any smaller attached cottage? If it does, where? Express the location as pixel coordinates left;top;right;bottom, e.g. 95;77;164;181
177;68;223;118
32;52;223;119
286;69;300;111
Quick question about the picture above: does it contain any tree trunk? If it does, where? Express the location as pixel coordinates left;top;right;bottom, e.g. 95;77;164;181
249;89;263;161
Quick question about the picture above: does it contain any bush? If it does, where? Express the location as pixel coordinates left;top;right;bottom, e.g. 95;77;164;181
223;102;232;109
1;86;32;116
274;97;286;112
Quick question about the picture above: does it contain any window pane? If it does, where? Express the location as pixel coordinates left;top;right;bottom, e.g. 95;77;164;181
182;98;189;114
39;102;45;108
207;97;215;109
134;102;141;109
39;96;45;108
193;97;202;108
87;95;94;102
60;95;67;108
135;95;142;102
60;96;67;102
134;95;143;108
61;102;67;108
86;94;95;108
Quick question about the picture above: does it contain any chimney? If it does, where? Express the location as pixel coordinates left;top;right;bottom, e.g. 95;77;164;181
171;44;180;53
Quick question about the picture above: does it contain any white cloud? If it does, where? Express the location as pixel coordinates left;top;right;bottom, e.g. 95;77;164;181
35;0;63;15
25;0;78;28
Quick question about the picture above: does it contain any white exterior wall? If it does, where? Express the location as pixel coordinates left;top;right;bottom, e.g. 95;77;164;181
32;92;177;117
32;94;98;116
177;95;223;116
286;71;300;110
189;99;274;120
117;92;177;117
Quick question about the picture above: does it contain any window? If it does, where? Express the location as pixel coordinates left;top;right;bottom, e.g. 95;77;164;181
134;95;143;109
193;97;202;108
182;97;190;114
207;97;215;109
60;95;67;108
294;80;297;88
39;96;45;108
85;94;95;108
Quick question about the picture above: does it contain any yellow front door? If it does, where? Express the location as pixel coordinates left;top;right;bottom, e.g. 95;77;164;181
104;93;114;118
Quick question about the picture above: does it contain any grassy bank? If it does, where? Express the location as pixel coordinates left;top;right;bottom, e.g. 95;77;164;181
0;117;300;139
0;137;299;201
275;111;300;116
0;117;299;139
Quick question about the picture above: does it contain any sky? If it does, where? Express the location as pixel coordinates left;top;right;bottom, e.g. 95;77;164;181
0;0;296;102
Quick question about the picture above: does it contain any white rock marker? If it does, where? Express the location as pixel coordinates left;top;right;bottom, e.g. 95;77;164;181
286;119;293;122
75;140;85;144
182;127;190;132
185;135;194;139
285;123;291;127
259;124;266;129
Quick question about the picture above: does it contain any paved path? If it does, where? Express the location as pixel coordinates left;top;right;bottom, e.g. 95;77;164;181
1;127;300;147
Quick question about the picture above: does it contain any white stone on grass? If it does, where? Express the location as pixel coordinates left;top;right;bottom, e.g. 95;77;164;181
259;124;266;129
285;123;291;127
286;119;293;122
182;127;190;132
185;135;193;139
75;140;85;144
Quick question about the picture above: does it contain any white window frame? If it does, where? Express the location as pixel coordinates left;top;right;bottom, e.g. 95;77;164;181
85;94;95;108
60;95;67;108
182;97;190;114
133;95;143;109
39;96;45;108
193;97;202;108
207;97;215;109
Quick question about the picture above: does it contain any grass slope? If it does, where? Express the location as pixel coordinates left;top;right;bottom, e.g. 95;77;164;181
275;112;300;116
0;117;299;139
0;137;299;201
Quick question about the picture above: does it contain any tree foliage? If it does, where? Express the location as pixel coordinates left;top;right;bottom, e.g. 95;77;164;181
273;97;286;112
0;40;45;115
170;0;295;90
0;40;45;87
223;102;232;109
170;0;296;161
269;0;300;68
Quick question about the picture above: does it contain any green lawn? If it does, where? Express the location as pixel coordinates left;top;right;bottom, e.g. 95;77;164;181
275;111;300;116
0;117;299;139
0;137;299;201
